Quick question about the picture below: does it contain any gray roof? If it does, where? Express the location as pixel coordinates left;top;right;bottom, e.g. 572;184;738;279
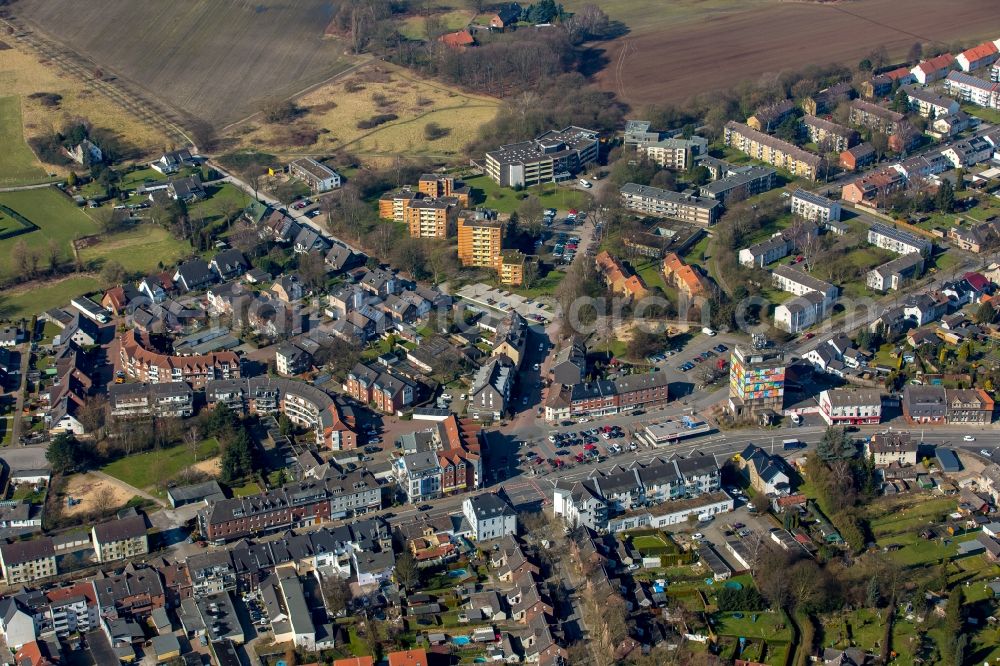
468;493;516;519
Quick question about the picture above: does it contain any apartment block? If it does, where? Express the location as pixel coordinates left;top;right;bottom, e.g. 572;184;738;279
771;264;838;302
728;346;785;415
945;71;1000;109
698;166;776;205
903;86;960;118
868;223;931;256
802;115;857;152
818;389;882;426
774;291;828;333
723;121;822;180
457;209;503;268
849;99;906;134
0;538;57;585
790;189;841;223
92;514;149;563
802;82;853;115
108;382;194;419
638;136;707;169
418;174;470;206
485;126;599;188
619;183;721;226
403;198;455;239
747;99;795;132
288;158;341;193
499;250;527;286
867;253;924;291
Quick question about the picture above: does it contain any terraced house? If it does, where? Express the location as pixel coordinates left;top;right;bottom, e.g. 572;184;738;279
723;121;822;180
199;480;334;544
345;363;417;415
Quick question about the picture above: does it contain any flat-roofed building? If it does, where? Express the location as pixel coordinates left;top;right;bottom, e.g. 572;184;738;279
639;136;707;169
728;346;785;415
619;183;721;226
699;165;776;205
288;158;341;192
498;250;527;286
403;198;455;239
457;209;503;268
485;126;599;188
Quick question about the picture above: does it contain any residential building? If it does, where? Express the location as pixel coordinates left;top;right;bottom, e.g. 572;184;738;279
552;480;608;531
469;357;514;421
790;189;841;223
463;493;517;541
619;183;721;226
867;253;924;291
210;249;249;281
902;385;947;425
387;649;429;666
623;119;667;147
94;564;166;619
262;569;320;651
484;126;599;188
498;250;527;286
327;469;382;519
165;175;205;202
818;389;882;425
849;99;906;134
840;142;875;171
92;514;148;563
728;346;785;416
206;376;356;450
889;125;921;153
173;259;215;292
661;252;711;298
0;539;57;585
738;444;791;495
802;115;857;152
456;209;503;268
946;388;994;425
771;264;838;302
774;291;829;333
404;198;455;239
724;121;822;180
491;311;528;368
747;99;795;132
542;371;671;421
903;86;960;117
941;136;994;168
275;342;311;376
345;363;416;415
930;111;973;138
911;53;956;84
945;71;1000;109
288;158;341;192
866;431;918;466
739;235;791;268
957;41;1000;72
638;136;707;169
108;382;194;419
487;3;520;30
802;82;854;115
842;168;906;207
868;223;932;256
396;415;482;500
698;165;776;205
150;148;195;175
119;330;240;388
550;339;586;385
199;480;333;544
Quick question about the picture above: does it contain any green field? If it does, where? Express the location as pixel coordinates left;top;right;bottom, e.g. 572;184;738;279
101;438;220;490
80;224;190;274
0;275;101;320
0;188;99;278
0;96;49;186
632;534;669;552
712;609;793;642
463;174;591;215
188;182;252;224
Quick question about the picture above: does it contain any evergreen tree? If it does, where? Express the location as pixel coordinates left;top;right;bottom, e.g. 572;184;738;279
221;428;254;483
817;427;856;461
936;179;955;213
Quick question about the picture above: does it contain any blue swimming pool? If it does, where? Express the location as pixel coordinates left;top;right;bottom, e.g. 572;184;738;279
726;581;743;590
448;568;468;577
453;636;471;646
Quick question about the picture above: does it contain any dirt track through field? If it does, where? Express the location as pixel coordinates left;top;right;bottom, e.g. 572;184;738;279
592;0;1000;107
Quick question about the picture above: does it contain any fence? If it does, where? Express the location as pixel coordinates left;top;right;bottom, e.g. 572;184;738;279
0;204;39;240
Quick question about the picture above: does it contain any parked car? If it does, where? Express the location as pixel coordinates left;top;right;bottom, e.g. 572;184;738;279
964;435;976;442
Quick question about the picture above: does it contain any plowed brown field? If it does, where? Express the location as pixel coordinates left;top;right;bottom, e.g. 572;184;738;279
574;0;1000;106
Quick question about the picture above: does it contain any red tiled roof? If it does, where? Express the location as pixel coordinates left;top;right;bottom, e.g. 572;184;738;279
885;66;913;81
917;53;955;74
964;271;990;291
960;41;998;63
438;29;474;48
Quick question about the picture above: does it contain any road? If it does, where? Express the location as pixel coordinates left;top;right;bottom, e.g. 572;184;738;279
9;343;29;446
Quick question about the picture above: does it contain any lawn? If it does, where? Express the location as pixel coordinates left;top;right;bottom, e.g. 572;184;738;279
187;182;253;225
0;96;49;186
0;187;99;279
398;9;475;40
635;259;666;291
962;103;1000;125
631;534;670;552
506;271;565;298
101;438;220;490
229;480;262;498
712;609;793;642
463;174;592;215
0;275;101;320
682;233;712;265
79;224;190;274
820;608;888;653
869;495;955;538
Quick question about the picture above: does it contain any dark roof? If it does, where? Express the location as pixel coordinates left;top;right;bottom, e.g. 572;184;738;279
0;537;55;566
467;493;515;519
93;514;147;543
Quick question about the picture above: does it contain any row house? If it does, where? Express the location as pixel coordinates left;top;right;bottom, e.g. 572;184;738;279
662;252;712;298
118;330;240;388
902;385;994;425
198;480;333;544
802;114;857;152
543;371;671;421
345;363;417;415
957;41;1000;72
107;382;194;419
93;563;166;621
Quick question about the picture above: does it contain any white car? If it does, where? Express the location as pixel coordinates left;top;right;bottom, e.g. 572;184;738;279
692;533;704;540
980;449;992;457
578;178;592;188
701;327;716;336
532;363;540;371
964;435;976;442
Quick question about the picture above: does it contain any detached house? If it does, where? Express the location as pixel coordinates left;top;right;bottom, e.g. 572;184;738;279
173;259;216;292
150;149;195;175
210;249;249;281
165;175;205;202
463;493;517;541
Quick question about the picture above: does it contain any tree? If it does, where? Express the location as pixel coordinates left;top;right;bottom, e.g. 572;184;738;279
321;575;353;616
817;426;856;461
975;301;996;325
279;414;294;438
688;165;711;186
908;41;923;64
856;327;874;352
220;428;254;483
76;395;108;438
297;250;327;290
858;58;873;72
395;551;420;592
518;195;544;237
775;115;801;144
891;88;910;113
12;240;30;277
46;433;88;473
46;238;61;274
99;260;127;289
627;329;664;360
94;486;117;514
936;178;955;213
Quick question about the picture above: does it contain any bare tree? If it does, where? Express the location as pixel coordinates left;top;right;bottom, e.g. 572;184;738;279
94;486;117;514
46;239;62;274
12;240;30;277
184;426;202;464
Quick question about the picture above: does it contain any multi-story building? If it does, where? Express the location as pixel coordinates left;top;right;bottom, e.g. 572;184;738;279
790;189;841;223
499;250;527;286
902;385;947;425
462;493;517;541
186;550;238;598
662;252;711;298
802;82;854;115
774;291;828;334
288;158;341;192
206;376;357;450
404;198;455;239
946;389;995;425
867;253;924;291
848;99;906;134
345;363;416;415
638;136;707;169
108;382;194;419
378;188;421;221
552;480;608;531
839;143;876;171
326;469;382;519
910;53;956;85
728;346;785;416
275;342;311;377
802;115;857;152
868;223;932;256
542;372;670;421
747;99;795;132
945;71;1000;109
418;174;470;205
865;431;918;466
92;514;149;563
119;330;240;388
957;41;1000;72
491;311;528;368
818;388;882;426
199;480;333;544
93;564;165;620
456;209;503;268
903;86;960;118
941;136;994;168
771;264;839;302
396;415;482;501
468;357;513;421
739;235;791;268
46;583;99;637
698;165;776;205
723;122;822;180
0;538;56;585
841;169;907;207
484;126;599;188
619;183;721;226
